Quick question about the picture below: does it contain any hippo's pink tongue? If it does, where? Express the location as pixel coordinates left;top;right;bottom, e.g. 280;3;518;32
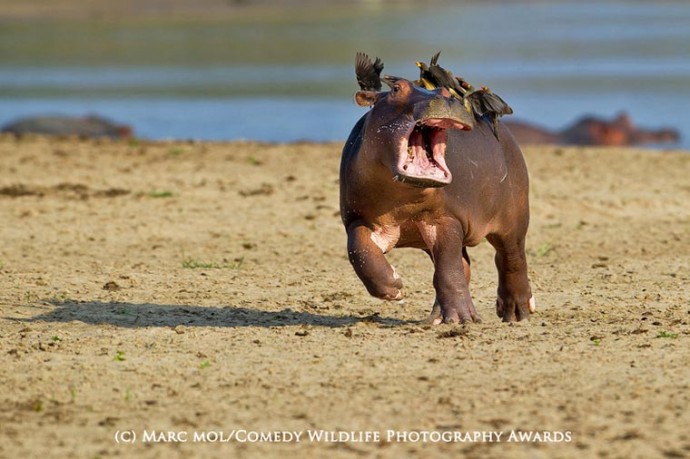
396;124;453;187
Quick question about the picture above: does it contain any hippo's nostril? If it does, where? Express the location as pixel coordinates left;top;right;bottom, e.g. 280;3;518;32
403;165;408;170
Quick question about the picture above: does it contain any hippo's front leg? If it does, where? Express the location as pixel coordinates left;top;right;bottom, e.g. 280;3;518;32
347;222;403;301
429;222;481;324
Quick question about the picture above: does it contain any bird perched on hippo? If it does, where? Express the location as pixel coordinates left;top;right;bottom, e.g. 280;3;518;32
415;51;513;137
340;53;534;324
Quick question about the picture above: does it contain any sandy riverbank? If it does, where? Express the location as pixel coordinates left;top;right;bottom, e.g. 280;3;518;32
0;136;689;458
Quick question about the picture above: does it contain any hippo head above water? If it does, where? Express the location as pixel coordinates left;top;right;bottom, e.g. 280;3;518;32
353;76;475;188
561;112;681;147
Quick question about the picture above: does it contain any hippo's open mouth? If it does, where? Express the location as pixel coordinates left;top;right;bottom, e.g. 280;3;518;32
394;118;471;188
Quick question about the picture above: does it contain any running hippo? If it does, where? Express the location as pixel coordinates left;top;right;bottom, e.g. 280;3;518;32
1;115;133;139
505;112;680;146
340;54;534;323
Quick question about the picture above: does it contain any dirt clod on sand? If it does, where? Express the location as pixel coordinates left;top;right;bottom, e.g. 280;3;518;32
1;136;689;458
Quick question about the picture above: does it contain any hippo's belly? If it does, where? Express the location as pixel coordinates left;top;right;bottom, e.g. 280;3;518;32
369;219;446;254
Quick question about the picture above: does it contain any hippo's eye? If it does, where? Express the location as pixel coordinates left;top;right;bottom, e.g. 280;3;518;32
392;85;401;93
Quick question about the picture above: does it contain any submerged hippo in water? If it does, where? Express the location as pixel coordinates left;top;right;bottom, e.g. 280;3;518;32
1;115;133;139
504;112;680;147
340;54;534;323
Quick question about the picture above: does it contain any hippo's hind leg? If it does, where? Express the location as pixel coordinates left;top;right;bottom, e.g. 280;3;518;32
425;247;472;324
347;222;403;301
487;232;534;322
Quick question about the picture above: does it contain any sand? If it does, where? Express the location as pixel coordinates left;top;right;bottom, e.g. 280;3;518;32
0;135;689;458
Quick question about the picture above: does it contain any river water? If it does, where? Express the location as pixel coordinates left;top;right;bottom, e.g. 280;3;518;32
1;1;688;148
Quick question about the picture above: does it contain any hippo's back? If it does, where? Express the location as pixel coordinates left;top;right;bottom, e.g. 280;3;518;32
443;119;529;238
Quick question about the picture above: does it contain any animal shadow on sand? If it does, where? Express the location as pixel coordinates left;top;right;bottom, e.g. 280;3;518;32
22;300;412;328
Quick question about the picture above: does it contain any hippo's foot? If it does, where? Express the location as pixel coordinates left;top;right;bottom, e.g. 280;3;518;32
423;297;481;325
496;294;536;322
367;266;403;301
422;301;443;325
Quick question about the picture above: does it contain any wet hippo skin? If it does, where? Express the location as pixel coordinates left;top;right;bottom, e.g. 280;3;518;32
340;55;534;324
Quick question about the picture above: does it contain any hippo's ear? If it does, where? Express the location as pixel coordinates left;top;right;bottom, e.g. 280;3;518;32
354;90;379;107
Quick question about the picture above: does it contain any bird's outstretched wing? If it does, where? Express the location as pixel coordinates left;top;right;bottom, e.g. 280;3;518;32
355;52;384;91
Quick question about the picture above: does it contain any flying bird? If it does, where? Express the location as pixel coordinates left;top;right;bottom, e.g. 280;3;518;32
355;52;384;91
